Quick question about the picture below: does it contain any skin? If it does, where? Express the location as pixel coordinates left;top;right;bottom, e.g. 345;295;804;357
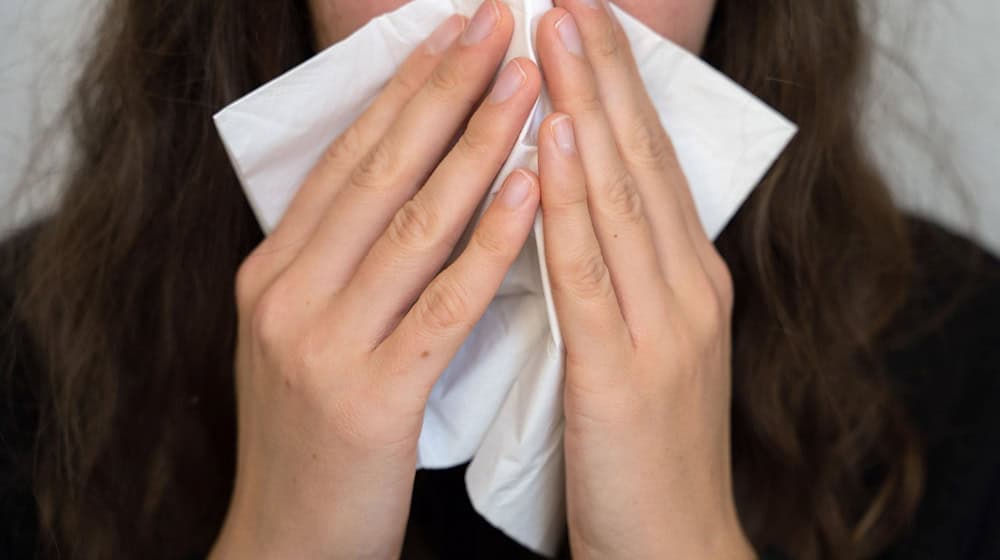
211;1;752;558
309;0;717;53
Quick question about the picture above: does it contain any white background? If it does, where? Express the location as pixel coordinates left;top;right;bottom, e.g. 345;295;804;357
2;0;998;253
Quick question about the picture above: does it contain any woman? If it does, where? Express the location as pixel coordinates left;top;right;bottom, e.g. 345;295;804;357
1;0;998;558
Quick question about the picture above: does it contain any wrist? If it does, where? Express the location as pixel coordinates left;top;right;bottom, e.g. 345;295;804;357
567;509;755;560
209;497;408;560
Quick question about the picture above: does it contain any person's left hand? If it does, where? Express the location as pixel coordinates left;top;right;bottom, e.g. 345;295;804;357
533;1;755;558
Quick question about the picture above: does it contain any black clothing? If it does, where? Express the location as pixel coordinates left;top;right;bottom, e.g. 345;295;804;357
2;216;999;559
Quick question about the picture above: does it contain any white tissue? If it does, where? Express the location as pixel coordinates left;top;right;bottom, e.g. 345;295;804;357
213;0;797;556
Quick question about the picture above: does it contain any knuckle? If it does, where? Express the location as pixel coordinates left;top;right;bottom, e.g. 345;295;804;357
688;271;728;336
386;197;442;253
235;251;269;311
324;124;368;167
417;278;472;334
351;138;398;192
708;251;735;314
624;117;673;168
564;251;614;301
283;329;329;388
550;187;589;212
387;65;428;99
249;284;294;350
600;170;644;225
549;75;603;117
573;88;605;117
456;122;494;160
593;18;622;59
427;61;464;100
471;223;513;260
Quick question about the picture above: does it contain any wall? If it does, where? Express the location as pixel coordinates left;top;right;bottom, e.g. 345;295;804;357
862;0;1000;252
1;0;100;227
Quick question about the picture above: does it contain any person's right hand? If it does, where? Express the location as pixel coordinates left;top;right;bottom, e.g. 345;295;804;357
208;2;542;558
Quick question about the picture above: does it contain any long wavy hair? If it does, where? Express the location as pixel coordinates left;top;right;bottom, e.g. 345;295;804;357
6;0;923;558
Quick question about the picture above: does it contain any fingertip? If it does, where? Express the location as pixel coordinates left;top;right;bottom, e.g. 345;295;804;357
537;7;572;46
492;0;516;40
513;167;540;198
515;167;541;190
540;111;570;132
497;169;539;210
511;56;542;85
542;112;577;157
535;8;585;81
424;13;467;56
493;0;513;20
541;6;572;29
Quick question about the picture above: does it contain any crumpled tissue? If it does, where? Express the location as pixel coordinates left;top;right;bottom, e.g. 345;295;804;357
213;0;797;556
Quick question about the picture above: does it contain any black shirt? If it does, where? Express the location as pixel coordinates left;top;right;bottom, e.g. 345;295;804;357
2;216;999;559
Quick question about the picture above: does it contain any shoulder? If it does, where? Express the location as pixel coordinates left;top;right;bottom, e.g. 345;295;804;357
0;217;47;386
880;215;1000;558
0;217;47;442
0;217;48;556
883;215;1000;423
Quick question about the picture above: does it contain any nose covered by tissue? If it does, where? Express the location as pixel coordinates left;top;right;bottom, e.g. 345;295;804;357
213;0;797;556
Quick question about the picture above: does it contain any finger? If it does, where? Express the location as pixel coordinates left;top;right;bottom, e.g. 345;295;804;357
536;11;673;340
550;1;717;293
285;0;514;298
340;58;541;345
371;170;540;395
536;113;632;361
260;14;468;268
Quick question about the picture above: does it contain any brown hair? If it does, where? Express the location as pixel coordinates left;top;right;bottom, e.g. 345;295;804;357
7;0;922;558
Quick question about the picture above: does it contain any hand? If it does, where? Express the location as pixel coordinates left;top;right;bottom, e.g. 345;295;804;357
209;3;542;558
535;2;754;558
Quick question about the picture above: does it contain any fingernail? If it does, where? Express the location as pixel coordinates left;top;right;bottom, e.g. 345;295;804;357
581;0;604;8
500;170;533;208
461;0;500;46
488;60;527;104
426;14;466;55
551;115;576;155
555;13;583;56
